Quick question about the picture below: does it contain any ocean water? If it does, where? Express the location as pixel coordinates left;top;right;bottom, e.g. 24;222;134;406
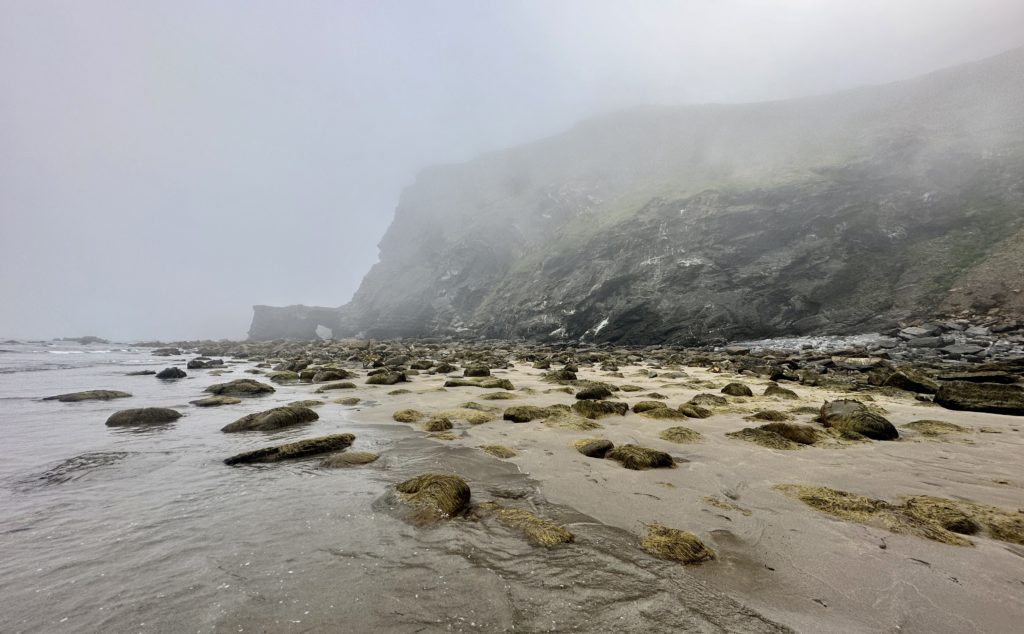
0;342;783;633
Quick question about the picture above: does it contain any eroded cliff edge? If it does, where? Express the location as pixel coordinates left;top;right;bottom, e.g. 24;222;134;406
250;47;1024;343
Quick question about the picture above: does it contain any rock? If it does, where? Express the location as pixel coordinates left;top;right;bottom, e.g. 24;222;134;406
156;367;187;380
640;407;689;420
43;390;131;402
187;357;224;369
831;356;885;370
574;438;614;458
900;326;940;339
105;407;182;427
422;417;453;431
126;370;157;376
443;377;515;390
224;434;354;465
633;400;669;413
321;451;379;468
819;400;899;440
571;400;628;419
658;426;702;443
502;405;553;423
312;369;352;383
151;347;181;356
883;369;940;394
575;385;613;400
190;396;241;407
720;382;753;397
315;381;356;392
463;366;491;377
903;420;971;436
727;427;802;450
479;502;574;546
764;383;799;399
678;404;713;418
479;444;517;459
542;369;577;383
392;409;425;423
434;362;457;373
221;405;319;432
689;393;727;407
942;344;986;356
759;422;820;445
642;523;716;564
267;371;299;384
723;346;751;355
907;336;949;349
934;382;1024;416
748;410;789;421
395;473;471;518
937;371;1018;384
605;444;674;470
204;379;275;396
366;372;407;385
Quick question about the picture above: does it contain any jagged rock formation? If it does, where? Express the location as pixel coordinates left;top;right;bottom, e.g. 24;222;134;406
250;47;1024;343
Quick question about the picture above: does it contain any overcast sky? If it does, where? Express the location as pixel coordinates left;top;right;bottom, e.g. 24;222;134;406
2;1;1022;341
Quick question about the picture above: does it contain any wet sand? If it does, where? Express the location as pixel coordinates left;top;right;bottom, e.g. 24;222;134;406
344;363;1024;634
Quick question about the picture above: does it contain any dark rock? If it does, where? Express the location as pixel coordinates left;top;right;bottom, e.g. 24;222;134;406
156;367;187;380
106;407;182;427
883;369;940;394
187;357;224;369
463;366;491;377
312;369;352;383
224;434;354;465
571;400;628;419
221;405;319;432
937;371;1018;384
764;383;799;399
819;400;899;440
721;382;753;397
43;390;131;402
190;396;241;407
126;370;157;376
605;445;674;470
934;382;1024;416
575;385;613;400
205;379;275;396
574;438;614;458
366;372;407;385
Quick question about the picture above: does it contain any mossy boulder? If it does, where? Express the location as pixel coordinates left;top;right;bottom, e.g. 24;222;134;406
44;390;131;402
721;382;753;397
503;405;553;423
747;410;789;422
678;404;712;418
689;393;727;407
267;371;299;384
224;433;354;465
726;427;801;450
205;379;275;396
819;400;899;440
934;381;1024;416
883;369;940;394
571;400;629;419
479;391;517;400
642;523;715;564
312;369;352;383
619;384;644;392
392;409;425;423
366;372;407;385
190;395;241;407
574;438;614;458
396;473;471;518
315;381;356;392
479;502;574;546
221;405;319;432
321;451;379;468
659;426;703;444
606;444;674;470
641;407;689;420
903;420;971;436
479;444;517;458
542;368;577;383
575;385;613;400
764;383;799;399
633;400;668;413
463;366;491;377
443;377;515;390
105;407;182;427
423;416;453;431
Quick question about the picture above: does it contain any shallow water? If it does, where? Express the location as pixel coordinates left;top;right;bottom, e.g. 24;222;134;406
0;342;785;633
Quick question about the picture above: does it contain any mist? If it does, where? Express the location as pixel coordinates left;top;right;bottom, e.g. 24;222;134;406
2;0;1022;341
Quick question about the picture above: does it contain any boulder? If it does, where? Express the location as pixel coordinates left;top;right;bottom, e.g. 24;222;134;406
463;366;491;377
721;382;753;397
819;400;899;440
221;405;319;432
312;369;352;383
571;400;629;419
934;382;1024;416
575;385;613;400
156;367;187;380
883;369;940;394
764;383;799;399
105;407;182;427
224;434;354;465
44;390;131;402
366;372;407;385
395;473;471;518
126;370;157;376
187;357;224;369
605;444;674;470
190;396;241;407
574;438;614;458
204;379;275;396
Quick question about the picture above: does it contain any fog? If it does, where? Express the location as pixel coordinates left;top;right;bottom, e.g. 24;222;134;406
1;0;1022;341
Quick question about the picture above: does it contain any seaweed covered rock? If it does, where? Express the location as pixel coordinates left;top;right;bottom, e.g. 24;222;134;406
633;400;668;413
267;370;299;384
726;427;802;450
759;422;820;445
659;426;703;444
315;381;356;392
883;369;940;394
747;410;789;422
423;416;453;431
479;502;574;546
574;438;614;458
156;367;187;380
205;379;275;396
187;357;224;369
642;523;716;564
443;377;515;390
190;395;241;407
366;371;407;385
764;383;799;399
463;366;491;377
395;473;471;518
105;407;182;427
392;409;425;423
903;420;971;436
678;404;713;419
503;405;553;423
641;407;689;420
606;444;674;470
321;451;379;468
542;368;577;383
224;434;354;465
689;393;727;407
934;381;1024;416
721;382;753;397
44;390;131;402
479;444;517;458
312;369;352;383
571;400;629;419
221;405;319;432
819;400;899;440
575;385;613;400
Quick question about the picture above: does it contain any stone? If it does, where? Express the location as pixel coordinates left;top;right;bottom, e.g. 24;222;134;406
105;407;182;427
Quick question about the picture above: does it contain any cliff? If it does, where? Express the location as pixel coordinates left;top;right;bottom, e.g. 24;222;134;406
251;47;1024;343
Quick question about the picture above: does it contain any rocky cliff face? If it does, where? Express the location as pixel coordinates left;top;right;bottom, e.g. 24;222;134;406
251;47;1024;343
